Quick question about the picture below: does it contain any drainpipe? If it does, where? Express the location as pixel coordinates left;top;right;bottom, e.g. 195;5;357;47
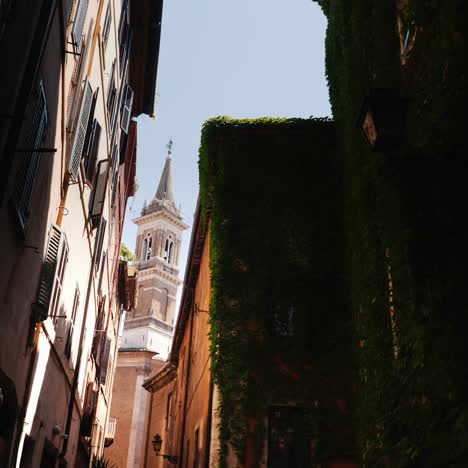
178;293;195;466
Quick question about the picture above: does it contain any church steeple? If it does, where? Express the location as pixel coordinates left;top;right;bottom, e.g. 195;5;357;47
142;140;181;217
154;154;175;204
128;139;189;359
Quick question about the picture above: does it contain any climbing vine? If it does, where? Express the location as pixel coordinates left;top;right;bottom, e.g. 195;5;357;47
320;1;468;466
199;116;355;466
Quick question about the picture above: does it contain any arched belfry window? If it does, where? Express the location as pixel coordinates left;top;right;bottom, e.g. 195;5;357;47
164;236;174;264
168;241;174;264
142;234;152;260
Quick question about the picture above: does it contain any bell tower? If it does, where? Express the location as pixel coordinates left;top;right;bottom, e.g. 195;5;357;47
122;142;189;359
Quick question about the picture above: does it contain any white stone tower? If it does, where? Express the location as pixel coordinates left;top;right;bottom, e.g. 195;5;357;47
121;144;189;359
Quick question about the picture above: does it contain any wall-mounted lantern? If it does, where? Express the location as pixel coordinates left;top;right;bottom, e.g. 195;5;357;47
152;434;178;464
357;88;408;152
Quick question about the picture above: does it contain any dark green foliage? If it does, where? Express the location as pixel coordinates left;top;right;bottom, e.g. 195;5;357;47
199;117;356;466
323;1;468;466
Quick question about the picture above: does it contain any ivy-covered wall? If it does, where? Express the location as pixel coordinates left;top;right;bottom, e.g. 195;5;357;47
199;117;356;467
315;1;468;466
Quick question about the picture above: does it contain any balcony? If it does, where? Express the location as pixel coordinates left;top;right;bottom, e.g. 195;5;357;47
104;417;117;447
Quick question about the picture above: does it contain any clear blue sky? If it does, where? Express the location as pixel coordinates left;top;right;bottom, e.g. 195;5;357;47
123;0;330;295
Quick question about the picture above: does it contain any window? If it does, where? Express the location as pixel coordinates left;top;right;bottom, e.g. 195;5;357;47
193;428;200;468
0;0;13;41
64;0;74;24
98;251;107;294
66;39;86;123
40;439;58;468
49;235;69;319
118;0;131;76
164;237;174;264
13;80;48;227
268;407;309;468
69;78;93;180
72;0;89;51
94;217;107;272
185;440;190;468
102;2;112;50
82;118;101;184
110;144;119;206
120;84;134;134
65;286;80;359
165;393;173;430
89;159;110;226
272;305;295;337
99;337;111;385
142;235;152;261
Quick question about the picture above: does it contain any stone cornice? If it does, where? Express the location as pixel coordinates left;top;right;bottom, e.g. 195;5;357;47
132;209;189;231
137;265;183;286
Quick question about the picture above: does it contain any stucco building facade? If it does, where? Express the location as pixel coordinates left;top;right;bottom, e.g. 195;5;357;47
0;0;162;466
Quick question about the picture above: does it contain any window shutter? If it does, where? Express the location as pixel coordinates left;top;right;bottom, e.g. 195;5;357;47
64;0;74;24
84;120;101;184
110;145;119;207
89;159;110;224
102;3;112;48
81;88;99;166
33;225;63;322
14;81;48;226
72;0;88;50
94;217;107;272
99;337;111;385
120;85;133;134
69;78;93;180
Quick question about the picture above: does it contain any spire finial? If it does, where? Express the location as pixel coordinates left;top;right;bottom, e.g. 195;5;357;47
166;139;173;158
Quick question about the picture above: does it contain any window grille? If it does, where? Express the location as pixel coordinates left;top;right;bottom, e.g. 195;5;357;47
13;81;48;226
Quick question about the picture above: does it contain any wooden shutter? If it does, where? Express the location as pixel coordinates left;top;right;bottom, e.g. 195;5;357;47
89;159;110;224
72;0;88;49
33;225;63;322
99;337;111;385
120;85;133;134
69;78;93;180
14;81;48;226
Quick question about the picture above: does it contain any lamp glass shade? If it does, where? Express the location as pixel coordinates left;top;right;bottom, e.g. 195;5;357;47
152;434;162;453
